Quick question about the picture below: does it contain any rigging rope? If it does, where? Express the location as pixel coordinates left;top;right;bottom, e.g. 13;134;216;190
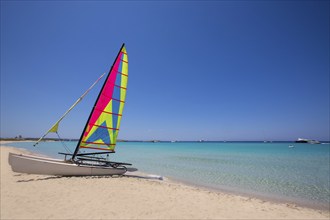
56;132;72;153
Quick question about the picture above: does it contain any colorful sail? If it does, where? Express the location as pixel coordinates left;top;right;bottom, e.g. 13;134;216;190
76;44;128;152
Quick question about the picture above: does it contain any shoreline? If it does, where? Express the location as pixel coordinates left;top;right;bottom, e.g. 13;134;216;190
168;176;329;211
1;144;329;219
2;141;329;211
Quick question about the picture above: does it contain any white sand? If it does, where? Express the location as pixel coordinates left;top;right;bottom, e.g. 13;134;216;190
1;144;329;219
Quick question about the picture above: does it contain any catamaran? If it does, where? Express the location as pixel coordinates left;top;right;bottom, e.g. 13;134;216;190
9;44;135;176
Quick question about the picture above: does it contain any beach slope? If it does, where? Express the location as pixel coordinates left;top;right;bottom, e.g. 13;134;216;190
1;145;329;219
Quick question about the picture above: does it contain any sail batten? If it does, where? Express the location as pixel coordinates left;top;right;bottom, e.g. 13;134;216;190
81;141;115;146
89;124;120;130
118;71;128;76
79;146;115;151
112;98;125;103
94;108;123;116
72;44;128;159
113;84;127;89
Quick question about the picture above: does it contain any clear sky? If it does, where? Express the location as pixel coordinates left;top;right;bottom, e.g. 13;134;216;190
1;1;329;141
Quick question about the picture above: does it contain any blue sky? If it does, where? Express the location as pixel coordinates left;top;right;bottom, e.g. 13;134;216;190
1;1;329;141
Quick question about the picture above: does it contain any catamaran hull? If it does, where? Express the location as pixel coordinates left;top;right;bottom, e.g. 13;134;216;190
8;153;127;176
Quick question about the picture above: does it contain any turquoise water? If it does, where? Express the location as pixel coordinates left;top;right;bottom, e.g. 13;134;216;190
3;141;330;209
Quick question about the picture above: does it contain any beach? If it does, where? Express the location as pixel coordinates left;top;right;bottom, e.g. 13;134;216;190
0;143;329;219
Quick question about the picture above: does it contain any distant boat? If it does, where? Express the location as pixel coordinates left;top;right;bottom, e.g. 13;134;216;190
288;145;294;148
9;44;136;176
295;138;320;144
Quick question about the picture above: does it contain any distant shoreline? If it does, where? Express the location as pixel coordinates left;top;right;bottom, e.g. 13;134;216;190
1;138;329;143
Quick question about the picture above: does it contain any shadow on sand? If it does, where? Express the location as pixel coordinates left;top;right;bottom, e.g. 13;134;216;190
15;172;163;182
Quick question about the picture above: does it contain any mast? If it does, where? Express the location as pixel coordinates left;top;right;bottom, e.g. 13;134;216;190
71;43;126;160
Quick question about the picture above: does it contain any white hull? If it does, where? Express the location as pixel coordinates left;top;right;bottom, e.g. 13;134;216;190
9;153;127;176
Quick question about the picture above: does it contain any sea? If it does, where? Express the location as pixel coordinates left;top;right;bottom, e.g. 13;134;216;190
2;141;330;210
